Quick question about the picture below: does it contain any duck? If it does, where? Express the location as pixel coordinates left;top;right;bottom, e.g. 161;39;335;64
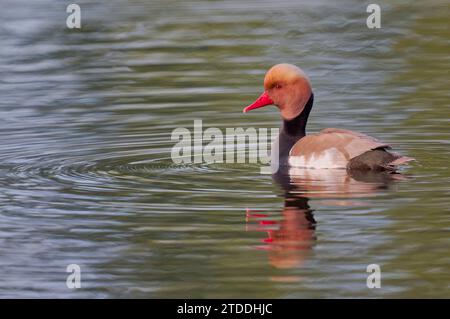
243;63;414;171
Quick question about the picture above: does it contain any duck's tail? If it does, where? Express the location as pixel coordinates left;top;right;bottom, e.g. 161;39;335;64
347;149;415;172
385;155;415;171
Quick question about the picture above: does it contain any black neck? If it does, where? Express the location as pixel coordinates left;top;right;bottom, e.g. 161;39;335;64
282;93;314;138
275;93;314;165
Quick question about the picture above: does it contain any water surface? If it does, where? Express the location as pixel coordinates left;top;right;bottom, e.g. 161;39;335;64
0;0;449;298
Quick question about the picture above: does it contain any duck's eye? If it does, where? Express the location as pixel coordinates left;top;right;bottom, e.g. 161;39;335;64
274;84;282;89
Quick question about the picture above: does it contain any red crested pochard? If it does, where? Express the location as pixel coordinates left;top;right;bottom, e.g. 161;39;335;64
243;63;414;171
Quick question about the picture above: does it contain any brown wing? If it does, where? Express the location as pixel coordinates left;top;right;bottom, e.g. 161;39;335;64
289;128;389;168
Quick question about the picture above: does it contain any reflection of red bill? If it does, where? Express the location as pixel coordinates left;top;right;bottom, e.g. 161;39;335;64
245;206;315;269
245;208;279;244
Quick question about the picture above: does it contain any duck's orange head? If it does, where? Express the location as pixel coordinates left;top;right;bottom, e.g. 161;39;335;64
243;64;312;120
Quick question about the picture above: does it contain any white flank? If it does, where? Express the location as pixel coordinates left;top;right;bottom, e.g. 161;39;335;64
288;148;347;169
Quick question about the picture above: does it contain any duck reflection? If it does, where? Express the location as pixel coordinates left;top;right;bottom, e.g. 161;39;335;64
246;196;315;269
246;168;405;269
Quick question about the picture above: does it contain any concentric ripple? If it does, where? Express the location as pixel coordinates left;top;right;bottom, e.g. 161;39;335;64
0;0;449;298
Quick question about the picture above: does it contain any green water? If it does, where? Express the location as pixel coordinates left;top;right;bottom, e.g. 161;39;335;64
0;0;448;298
